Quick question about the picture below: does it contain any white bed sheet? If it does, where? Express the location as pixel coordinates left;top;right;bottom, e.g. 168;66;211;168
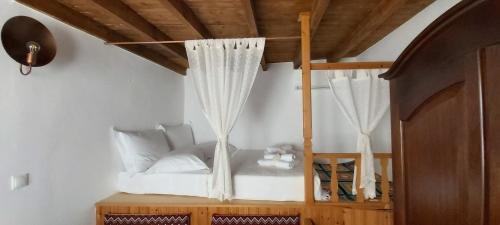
231;150;322;201
118;170;211;197
117;149;322;201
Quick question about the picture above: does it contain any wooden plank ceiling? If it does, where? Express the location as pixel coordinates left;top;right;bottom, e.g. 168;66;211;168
16;0;434;75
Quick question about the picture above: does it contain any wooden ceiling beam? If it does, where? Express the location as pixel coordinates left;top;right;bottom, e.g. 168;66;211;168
16;0;186;74
327;0;406;62
90;0;187;64
293;0;331;69
157;0;212;39
241;0;268;71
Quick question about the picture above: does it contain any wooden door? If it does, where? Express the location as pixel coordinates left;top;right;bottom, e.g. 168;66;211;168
380;1;500;224
390;43;500;225
397;51;483;225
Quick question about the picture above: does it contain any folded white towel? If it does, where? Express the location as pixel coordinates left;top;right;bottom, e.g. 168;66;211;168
263;153;296;162
264;153;280;160
257;159;295;169
280;153;296;162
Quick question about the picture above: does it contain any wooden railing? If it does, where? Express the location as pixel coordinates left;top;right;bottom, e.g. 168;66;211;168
312;152;392;207
298;11;394;207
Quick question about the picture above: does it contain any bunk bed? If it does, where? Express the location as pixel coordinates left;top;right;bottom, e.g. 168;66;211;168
96;11;394;225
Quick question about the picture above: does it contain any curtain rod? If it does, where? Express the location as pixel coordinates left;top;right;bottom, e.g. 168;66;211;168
105;36;300;45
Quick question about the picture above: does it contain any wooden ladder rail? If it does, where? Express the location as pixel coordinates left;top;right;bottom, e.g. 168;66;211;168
313;152;392;205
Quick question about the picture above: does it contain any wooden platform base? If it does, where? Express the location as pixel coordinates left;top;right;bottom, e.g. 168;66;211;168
96;193;393;225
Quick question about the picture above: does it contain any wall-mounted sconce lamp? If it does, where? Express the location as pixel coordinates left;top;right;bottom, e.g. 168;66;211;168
1;16;56;75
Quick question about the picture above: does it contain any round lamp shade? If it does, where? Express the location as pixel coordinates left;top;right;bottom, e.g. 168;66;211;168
1;16;56;67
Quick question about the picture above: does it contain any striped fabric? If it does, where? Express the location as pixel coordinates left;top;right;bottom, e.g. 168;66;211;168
314;161;392;201
104;214;190;225
211;215;300;225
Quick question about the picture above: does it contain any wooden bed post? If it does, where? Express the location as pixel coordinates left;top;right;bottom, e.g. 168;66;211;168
299;11;314;205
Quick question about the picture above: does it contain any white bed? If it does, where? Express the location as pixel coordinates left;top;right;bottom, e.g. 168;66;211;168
118;149;323;201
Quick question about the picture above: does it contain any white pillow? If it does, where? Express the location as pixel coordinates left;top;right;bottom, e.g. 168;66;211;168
156;124;194;150
112;128;170;173
146;147;208;173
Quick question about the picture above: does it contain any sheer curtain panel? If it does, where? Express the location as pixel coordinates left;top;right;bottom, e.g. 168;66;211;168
327;69;389;199
185;38;265;201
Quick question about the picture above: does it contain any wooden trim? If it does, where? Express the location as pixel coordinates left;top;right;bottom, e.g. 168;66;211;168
310;62;393;70
391;84;406;225
90;0;187;63
157;0;212;39
327;0;405;61
96;193;394;225
313;152;393;159
330;156;339;203
354;155;365;202
96;192;393;210
15;0;186;75
380;158;390;203
293;0;331;69
241;0;268;71
300;11;314;205
314;201;392;209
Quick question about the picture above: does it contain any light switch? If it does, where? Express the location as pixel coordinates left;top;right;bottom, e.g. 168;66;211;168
10;173;29;191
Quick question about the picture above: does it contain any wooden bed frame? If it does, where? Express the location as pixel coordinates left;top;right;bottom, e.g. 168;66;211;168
95;12;394;225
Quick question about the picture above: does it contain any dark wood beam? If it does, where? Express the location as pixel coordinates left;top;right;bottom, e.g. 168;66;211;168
157;0;212;39
16;0;186;74
241;0;268;71
327;0;405;62
293;0;331;69
90;0;187;64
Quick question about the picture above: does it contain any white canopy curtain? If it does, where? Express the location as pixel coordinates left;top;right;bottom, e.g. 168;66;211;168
327;69;389;199
185;38;265;201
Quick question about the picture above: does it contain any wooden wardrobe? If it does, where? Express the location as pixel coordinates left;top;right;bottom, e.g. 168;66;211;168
380;0;499;225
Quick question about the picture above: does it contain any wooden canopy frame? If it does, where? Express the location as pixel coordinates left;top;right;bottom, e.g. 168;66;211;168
298;12;393;205
95;11;394;225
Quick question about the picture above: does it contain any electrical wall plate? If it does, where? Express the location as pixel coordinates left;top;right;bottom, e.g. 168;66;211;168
10;173;29;191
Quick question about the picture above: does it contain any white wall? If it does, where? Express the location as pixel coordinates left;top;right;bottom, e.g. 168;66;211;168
185;0;460;152
0;2;184;225
357;0;461;61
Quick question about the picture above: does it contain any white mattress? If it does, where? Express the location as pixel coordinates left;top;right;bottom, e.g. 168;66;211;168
118;170;211;197
118;149;322;201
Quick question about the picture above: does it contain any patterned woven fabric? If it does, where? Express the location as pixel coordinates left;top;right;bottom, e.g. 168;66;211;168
104;214;190;225
314;161;393;201
211;215;300;225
